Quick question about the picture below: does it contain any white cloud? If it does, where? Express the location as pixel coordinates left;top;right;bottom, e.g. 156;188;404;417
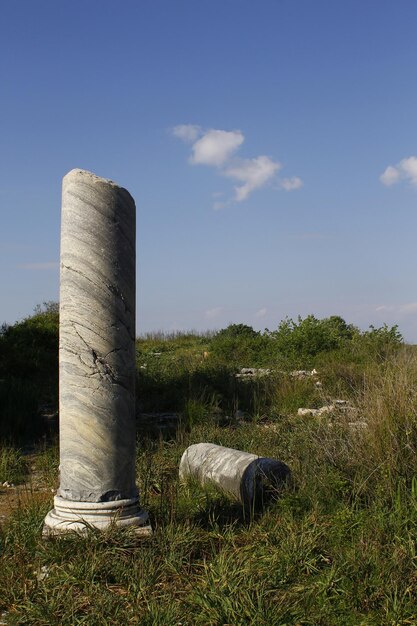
205;307;222;319
255;307;267;318
171;124;202;143
380;156;417;187
17;262;58;270
224;155;281;202
380;165;401;186
401;157;417;184
190;129;244;167
172;123;302;205
279;176;303;191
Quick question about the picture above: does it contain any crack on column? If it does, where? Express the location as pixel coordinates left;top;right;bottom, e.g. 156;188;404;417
72;324;94;352
62;344;95;369
65;324;133;382
104;347;123;358
68;319;107;345
61;263;104;293
62;265;134;342
91;349;130;393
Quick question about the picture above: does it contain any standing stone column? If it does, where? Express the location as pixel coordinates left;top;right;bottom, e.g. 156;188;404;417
43;169;151;536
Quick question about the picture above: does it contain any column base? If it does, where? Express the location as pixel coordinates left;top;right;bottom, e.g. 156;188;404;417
43;496;152;538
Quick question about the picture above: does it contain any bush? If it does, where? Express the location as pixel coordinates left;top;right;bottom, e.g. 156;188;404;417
210;324;268;365
266;315;355;367
267;315;402;369
0;301;59;385
0;302;58;442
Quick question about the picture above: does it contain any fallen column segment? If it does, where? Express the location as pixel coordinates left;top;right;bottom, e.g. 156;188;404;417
179;443;290;510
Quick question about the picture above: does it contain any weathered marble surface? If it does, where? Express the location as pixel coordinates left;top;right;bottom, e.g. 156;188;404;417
44;496;150;536
180;443;290;509
44;169;150;536
58;169;137;502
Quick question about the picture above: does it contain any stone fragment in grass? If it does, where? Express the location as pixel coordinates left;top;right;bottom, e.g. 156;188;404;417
297;400;357;419
235;367;271;378
297;408;320;417
179;443;290;511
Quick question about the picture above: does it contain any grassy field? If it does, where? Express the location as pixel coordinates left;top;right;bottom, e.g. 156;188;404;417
1;311;417;624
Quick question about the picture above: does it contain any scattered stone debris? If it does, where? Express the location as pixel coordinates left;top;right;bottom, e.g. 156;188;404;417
1;481;14;488
290;369;318;379
297;399;358;419
297;406;337;417
236;368;271;379
290;369;323;387
297;408;321;417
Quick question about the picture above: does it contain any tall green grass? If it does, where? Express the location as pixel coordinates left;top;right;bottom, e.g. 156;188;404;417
2;408;417;624
0;446;28;484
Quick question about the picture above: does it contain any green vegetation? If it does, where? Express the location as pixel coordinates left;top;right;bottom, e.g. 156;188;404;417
2;309;416;623
0;447;28;484
0;302;58;442
136;315;403;420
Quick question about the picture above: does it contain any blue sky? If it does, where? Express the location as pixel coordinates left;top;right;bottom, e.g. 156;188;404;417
1;1;417;340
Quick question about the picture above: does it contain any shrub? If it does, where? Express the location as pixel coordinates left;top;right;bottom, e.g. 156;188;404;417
0;302;58;387
267;315;402;369
267;315;356;367
0;302;58;442
210;324;268;365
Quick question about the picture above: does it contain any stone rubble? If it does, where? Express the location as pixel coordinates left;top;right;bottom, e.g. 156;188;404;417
297;400;358;418
290;368;318;379
236;367;271;378
297;398;365;429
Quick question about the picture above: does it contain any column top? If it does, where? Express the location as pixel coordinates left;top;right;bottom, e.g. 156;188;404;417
63;168;128;193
